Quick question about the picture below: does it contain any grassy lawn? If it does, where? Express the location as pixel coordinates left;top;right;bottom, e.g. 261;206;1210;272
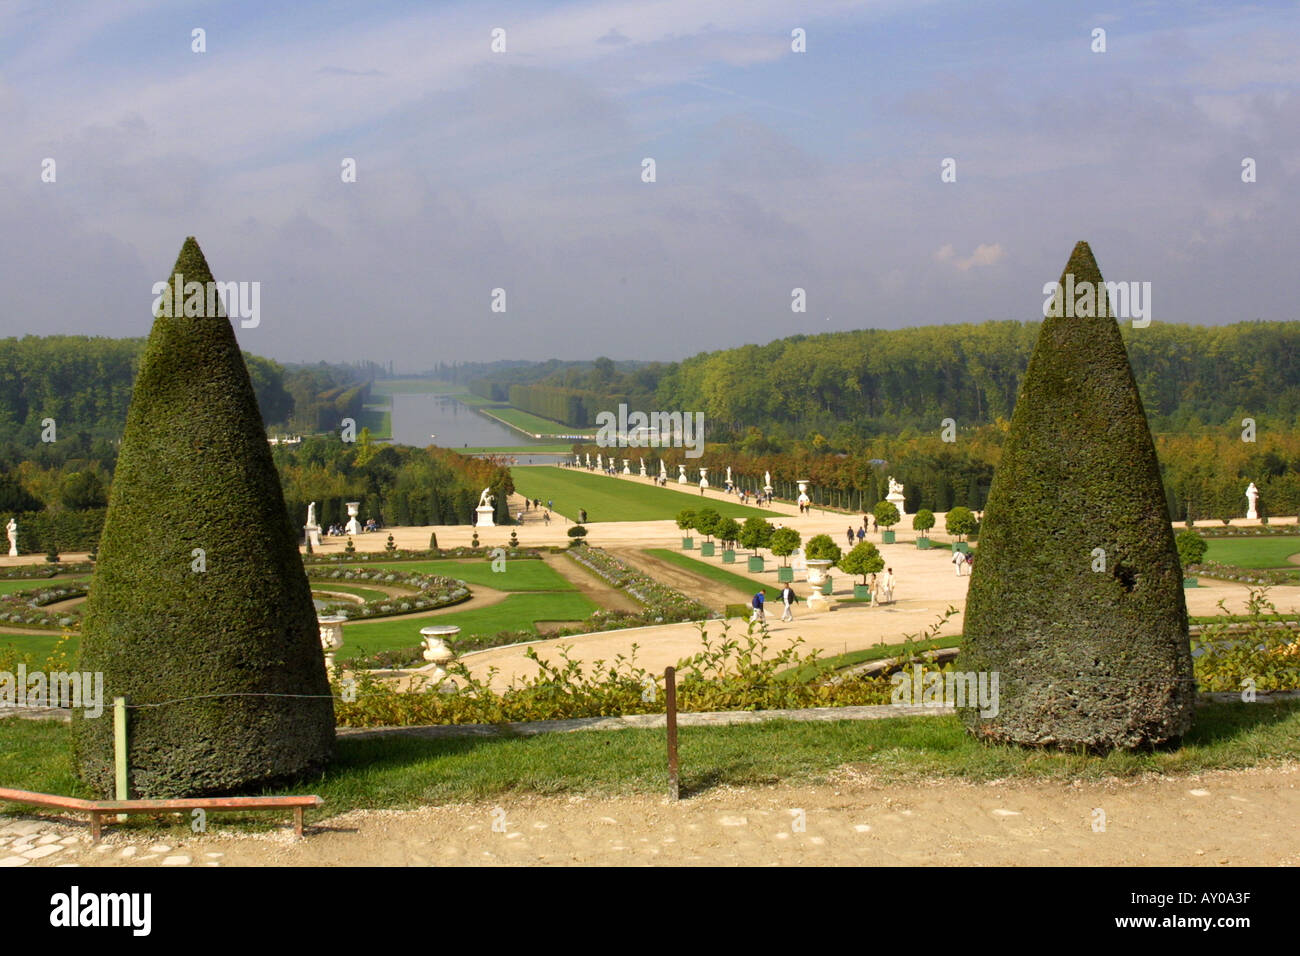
645;548;783;602
511;467;771;522
353;559;575;592
1203;536;1300;568
5;701;1298;824
787;634;965;680
0;576;89;596
484;406;596;438
312;583;393;603
0;631;74;662
340;591;599;658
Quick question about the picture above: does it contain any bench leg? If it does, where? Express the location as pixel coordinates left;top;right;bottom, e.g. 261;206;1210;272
294;806;304;838
90;811;101;844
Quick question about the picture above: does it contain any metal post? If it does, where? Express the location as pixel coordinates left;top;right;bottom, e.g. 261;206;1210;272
114;696;129;818
665;666;679;801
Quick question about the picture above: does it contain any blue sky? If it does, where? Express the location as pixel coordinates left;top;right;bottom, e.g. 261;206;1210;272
1;0;1297;366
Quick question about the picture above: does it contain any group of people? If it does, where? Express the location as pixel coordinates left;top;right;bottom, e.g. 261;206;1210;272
750;583;801;624
952;549;975;575
733;488;772;506
322;516;381;536
516;497;554;526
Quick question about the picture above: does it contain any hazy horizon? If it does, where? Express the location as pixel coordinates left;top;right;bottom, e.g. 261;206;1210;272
3;0;1297;369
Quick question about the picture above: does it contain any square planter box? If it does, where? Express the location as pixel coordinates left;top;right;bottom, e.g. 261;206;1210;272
747;556;765;572
1183;577;1198;588
681;537;694;549
722;549;736;563
700;542;715;557
881;530;896;544
916;537;931;549
820;576;833;595
853;584;873;600
952;542;970;553
776;566;794;582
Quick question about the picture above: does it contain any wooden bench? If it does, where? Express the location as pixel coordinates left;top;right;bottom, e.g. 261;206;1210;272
0;787;322;842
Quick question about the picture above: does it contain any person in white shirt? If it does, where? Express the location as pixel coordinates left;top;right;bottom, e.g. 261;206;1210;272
881;567;895;604
781;584;796;621
952;549;966;576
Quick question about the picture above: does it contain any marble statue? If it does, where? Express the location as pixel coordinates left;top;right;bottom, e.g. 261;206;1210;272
6;518;16;557
477;488;494;510
307;501;317;528
1246;482;1259;520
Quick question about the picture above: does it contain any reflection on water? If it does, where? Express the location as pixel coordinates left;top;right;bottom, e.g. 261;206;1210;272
387;393;571;462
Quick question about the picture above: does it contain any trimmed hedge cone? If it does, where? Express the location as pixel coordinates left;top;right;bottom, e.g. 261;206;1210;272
72;237;335;797
956;241;1194;750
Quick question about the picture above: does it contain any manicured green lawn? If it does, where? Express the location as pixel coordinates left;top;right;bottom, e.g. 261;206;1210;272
0;576;89;596
485;406;596;438
5;702;1298;822
511;467;771;522
340;591;599;658
353;559;575;591
645;549;783;602
312;583;393;603
0;631;76;664
356;405;391;440
1203;536;1300;569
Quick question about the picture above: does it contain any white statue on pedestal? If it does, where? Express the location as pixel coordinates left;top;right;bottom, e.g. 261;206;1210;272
640;458;647;477
596;453;603;470
659;460;667;480
725;466;733;485
307;501;317;528
475;488;496;527
1246;482;1259;520
6;518;16;557
885;476;907;518
699;468;709;490
585;453;591;467
764;471;773;494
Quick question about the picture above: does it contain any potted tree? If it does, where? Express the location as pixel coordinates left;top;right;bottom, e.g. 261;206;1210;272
873;500;900;544
716;517;741;563
1175;529;1207;588
912;508;935;548
840;540;884;599
804;534;842;594
695;507;720;556
770;527;802;582
946;506;977;553
567;525;588;548
740;517;772;572
676;509;697;550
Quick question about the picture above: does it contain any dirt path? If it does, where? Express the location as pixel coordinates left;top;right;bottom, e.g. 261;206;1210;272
15;764;1296;867
541;552;641;614
607;547;752;612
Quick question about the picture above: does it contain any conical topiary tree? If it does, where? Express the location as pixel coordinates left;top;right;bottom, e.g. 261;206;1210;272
956;241;1193;750
73;237;334;797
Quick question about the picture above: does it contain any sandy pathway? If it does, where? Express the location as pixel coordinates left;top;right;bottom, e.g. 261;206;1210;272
15;763;1296;867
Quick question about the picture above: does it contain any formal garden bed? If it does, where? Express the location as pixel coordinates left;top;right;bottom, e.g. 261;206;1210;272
304;567;471;620
1186;561;1300;586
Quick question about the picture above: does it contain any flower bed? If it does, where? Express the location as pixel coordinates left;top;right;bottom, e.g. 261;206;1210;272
0;585;87;629
1194;527;1300;538
304;547;546;565
304;567;471;620
1187;561;1299;586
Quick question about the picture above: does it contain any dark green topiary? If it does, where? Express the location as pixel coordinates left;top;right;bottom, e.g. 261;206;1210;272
72;237;334;798
956;241;1193;751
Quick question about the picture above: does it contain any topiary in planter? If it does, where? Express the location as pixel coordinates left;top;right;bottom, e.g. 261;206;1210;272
957;241;1193;751
72;236;334;798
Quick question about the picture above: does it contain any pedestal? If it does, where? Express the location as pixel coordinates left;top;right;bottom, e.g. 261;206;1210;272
304;525;322;549
475;505;496;528
886;492;907;519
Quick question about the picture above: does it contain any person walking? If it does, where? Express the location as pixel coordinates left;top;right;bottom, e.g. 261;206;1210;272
846;526;855;548
780;583;797;621
856;526;866;543
543;510;551;526
952;548;966;576
750;589;766;625
881;567;895;604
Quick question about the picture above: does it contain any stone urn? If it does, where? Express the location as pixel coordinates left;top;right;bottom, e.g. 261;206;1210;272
420;625;460;686
796;479;810;509
805;558;832;585
318;614;347;671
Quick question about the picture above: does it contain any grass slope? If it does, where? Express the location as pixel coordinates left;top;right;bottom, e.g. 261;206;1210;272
4;702;1298;819
511;467;771;522
1202;536;1300;569
340;591;599;658
352;559;576;591
645;549;783;602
